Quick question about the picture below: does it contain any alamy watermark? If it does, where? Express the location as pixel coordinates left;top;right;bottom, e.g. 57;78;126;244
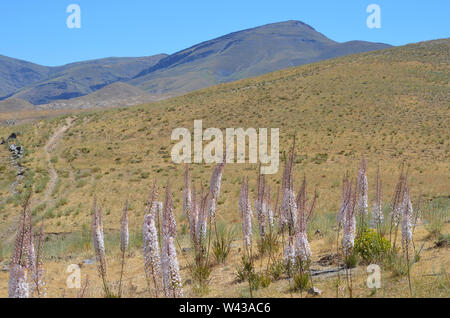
366;4;381;29
171;120;279;174
66;264;81;289
366;264;381;289
66;4;81;29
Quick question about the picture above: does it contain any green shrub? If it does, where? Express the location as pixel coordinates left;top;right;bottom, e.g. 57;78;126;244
355;230;391;264
236;255;253;282
344;252;359;268
290;271;311;292
212;222;236;264
190;262;212;295
269;259;285;281
257;230;279;256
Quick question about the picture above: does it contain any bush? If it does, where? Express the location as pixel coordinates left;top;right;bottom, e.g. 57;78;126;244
190;262;212;295
355;230;391;264
344;252;359;268
257;230;279;256
269;259;285;281
212;222;236;264
291;271;311;292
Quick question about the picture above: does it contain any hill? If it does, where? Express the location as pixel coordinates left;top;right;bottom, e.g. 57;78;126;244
0;21;390;108
130;20;391;94
7;55;167;105
0;38;448;298
38;82;173;110
0;55;49;97
0;97;35;113
1;37;447;230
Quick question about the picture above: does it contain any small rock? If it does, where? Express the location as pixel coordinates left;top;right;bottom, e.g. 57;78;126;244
1;265;9;272
308;287;322;296
315;229;321;235
182;247;192;253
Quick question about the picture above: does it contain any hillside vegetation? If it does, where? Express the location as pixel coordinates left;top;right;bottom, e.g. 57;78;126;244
0;39;448;298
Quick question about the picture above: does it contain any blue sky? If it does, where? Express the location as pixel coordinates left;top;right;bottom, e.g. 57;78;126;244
0;0;448;66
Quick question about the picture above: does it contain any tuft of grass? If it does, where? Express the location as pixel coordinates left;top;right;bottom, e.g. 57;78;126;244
212;221;236;264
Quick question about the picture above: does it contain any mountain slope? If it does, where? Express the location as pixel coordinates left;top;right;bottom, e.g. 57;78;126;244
0;55;50;97
130;20;391;94
8;55;167;105
0;97;35;112
1;20;391;107
4;38;446;231
39;82;171;110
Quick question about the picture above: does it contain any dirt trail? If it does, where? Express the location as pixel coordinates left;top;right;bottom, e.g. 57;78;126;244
0;117;74;242
40;117;74;204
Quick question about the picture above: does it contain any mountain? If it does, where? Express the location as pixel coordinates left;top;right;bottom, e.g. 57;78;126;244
0;20;391;109
7;55;168;105
0;55;50;97
129;20;391;94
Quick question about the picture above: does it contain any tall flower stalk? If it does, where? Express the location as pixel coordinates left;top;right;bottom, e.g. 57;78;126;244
342;183;357;258
342;181;356;298
401;184;414;296
189;187;210;266
9;195;46;298
143;181;162;297
183;164;192;218
9;198;31;298
239;177;253;256
356;157;368;236
371;165;383;236
294;177;317;264
335;172;350;297
390;167;407;248
255;166;274;242
118;201;129;297
161;183;183;298
280;139;297;235
207;157;226;222
91;197;110;297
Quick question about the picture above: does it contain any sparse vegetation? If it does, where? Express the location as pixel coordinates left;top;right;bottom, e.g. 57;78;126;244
0;39;448;298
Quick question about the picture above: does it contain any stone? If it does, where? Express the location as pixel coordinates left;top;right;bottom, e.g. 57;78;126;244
308;287;322;296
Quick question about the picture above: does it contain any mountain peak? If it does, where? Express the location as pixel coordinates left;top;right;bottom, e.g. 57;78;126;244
1;21;392;108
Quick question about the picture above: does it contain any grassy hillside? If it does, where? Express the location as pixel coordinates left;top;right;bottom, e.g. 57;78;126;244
0;39;448;298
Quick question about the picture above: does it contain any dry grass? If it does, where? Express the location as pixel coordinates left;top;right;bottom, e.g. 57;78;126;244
0;39;448;297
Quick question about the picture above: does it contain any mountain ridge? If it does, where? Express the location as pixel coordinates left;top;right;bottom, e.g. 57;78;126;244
0;20;392;110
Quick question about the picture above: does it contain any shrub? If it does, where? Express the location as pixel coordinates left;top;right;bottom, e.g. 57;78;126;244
212;222;236;264
344;252;359;268
355;230;391;264
190;262;212;295
257;230;279;256
269;259;285;281
236;255;253;282
290;271;311;292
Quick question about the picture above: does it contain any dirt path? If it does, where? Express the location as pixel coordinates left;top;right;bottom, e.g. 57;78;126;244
0;117;74;242
40;117;74;204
